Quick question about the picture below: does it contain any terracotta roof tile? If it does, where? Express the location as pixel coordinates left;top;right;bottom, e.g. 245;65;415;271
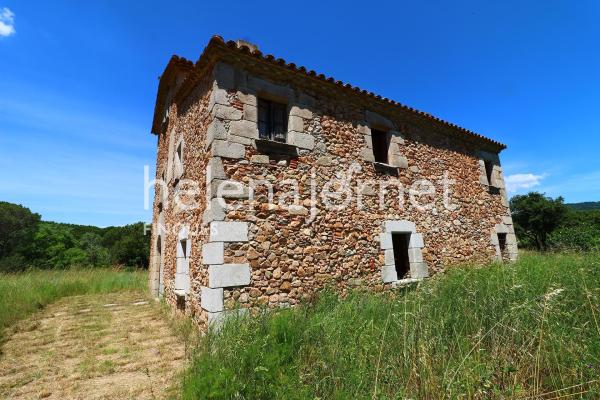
165;35;506;150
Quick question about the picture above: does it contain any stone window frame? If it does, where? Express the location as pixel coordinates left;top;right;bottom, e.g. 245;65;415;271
359;111;408;171
208;64;318;162
174;226;191;297
491;223;518;262
477;150;505;193
379;220;428;285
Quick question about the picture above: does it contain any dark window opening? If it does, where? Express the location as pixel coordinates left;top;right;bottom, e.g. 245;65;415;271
497;233;507;260
392;233;411;279
258;99;288;142
371;129;389;164
176;142;182;162
484;160;494;186
180;239;188;259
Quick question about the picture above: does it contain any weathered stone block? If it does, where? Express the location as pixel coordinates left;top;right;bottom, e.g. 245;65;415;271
288;115;304;132
250;154;270;164
389;154;408;169
210;221;249;242
288;205;309;215
366;110;393;128
211;104;242;121
385;220;416;233
408;233;424;248
381;265;398;283
243;105;258;122
229;120;259;138
247;76;294;100
384;249;395;265
388;130;405;144
409;262;429;279
206;157;227;184
228;134;253;145
211;140;245;159
202;198;226;224
201;287;224;312
237;90;257;106
202;242;224;265
208;264;251;288
212;179;249;199
360;147;375;162
407;248;423;263
288;131;314;150
290;105;313;119
206;120;227;150
495;223;509;234
379;233;393;249
209;87;229;112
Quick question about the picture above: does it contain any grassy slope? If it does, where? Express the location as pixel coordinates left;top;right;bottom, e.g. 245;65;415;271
0;268;146;343
183;252;600;399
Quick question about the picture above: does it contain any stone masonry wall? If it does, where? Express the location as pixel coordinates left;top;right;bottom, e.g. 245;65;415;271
150;56;518;329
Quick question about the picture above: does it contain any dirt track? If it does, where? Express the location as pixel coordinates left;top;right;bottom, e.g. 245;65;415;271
0;292;186;399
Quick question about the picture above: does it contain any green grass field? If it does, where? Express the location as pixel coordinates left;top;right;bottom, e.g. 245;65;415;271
0;268;146;343
182;252;600;399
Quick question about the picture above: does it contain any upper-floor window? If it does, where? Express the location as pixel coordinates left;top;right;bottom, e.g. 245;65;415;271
371;129;389;164
484;160;494;186
258;98;287;142
174;138;184;183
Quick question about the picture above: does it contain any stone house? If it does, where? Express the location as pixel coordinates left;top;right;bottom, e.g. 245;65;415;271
148;36;518;328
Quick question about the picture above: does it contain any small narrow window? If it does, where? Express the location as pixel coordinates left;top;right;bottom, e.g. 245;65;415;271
497;233;507;260
371;129;389;164
174;140;184;183
258;99;288;142
175;235;190;298
484;160;494;186
392;233;411;279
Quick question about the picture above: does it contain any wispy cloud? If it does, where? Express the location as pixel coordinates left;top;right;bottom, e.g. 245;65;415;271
0;7;15;37
505;173;546;193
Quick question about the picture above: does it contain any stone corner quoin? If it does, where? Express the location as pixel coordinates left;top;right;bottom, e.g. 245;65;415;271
147;37;517;330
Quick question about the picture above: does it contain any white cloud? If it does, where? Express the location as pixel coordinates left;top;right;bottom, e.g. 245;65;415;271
0;7;15;37
505;173;546;193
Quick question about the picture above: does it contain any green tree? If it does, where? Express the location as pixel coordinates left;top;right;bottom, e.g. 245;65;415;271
79;232;111;266
0;201;41;259
510;192;568;251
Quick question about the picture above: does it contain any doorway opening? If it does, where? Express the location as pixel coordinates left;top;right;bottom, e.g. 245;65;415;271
392;233;411;279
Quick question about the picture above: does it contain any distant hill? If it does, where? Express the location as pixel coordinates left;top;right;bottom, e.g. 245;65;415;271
566;201;600;211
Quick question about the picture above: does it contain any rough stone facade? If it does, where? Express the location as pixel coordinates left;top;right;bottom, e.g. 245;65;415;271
148;36;518;330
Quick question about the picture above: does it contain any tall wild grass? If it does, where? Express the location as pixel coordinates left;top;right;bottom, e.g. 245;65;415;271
182;252;600;399
0;268;146;343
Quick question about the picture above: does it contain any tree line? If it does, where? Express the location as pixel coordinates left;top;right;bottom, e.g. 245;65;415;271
511;192;600;251
0;201;150;272
1;193;598;272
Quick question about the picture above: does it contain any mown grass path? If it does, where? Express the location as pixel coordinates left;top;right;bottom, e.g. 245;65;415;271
0;292;185;399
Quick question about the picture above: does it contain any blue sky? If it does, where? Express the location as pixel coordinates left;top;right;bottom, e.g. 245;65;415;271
0;1;598;227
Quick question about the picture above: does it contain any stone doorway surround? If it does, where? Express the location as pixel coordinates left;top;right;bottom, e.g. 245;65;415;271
379;220;428;285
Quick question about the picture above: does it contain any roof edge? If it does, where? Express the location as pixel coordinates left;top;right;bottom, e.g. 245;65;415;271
169;35;507;151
